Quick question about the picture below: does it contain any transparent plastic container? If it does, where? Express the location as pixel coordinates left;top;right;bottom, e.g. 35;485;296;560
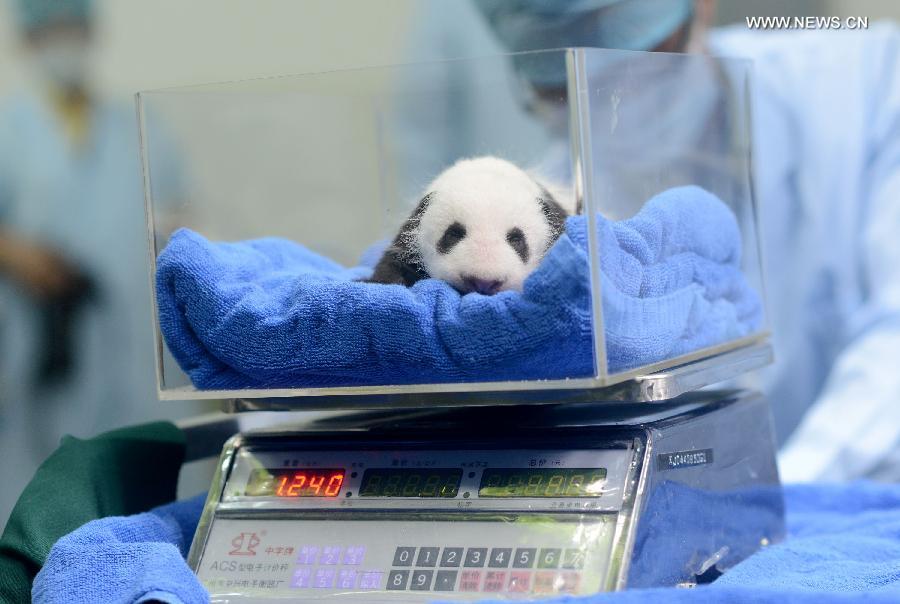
138;48;767;402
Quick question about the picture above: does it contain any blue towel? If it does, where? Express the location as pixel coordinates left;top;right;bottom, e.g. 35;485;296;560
32;482;900;603
624;481;786;588
156;186;763;389
31;495;208;604
459;481;900;604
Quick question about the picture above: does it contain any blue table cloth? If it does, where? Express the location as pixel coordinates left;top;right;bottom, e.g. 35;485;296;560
32;481;900;603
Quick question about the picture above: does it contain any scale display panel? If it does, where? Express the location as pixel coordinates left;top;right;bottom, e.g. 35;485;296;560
216;448;630;512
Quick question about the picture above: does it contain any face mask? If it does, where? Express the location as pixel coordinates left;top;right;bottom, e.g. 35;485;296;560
521;51;721;144
527;52;727;218
595;55;727;216
33;39;91;90
590;52;720;151
477;0;694;87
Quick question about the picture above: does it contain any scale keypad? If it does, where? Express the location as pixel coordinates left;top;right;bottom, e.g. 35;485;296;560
384;546;585;594
285;544;589;594
198;516;614;599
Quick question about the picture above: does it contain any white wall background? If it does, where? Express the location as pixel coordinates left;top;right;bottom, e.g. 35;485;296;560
0;0;419;100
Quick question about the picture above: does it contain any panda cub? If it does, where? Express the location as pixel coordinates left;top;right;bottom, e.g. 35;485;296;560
368;156;570;295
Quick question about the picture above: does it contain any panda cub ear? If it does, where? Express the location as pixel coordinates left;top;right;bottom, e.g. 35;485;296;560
536;185;569;247
366;193;434;286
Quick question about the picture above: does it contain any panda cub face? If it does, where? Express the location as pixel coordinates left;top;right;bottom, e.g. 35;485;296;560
416;158;565;294
367;156;568;295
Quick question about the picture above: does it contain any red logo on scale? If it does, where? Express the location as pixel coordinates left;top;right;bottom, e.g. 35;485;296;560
229;532;261;556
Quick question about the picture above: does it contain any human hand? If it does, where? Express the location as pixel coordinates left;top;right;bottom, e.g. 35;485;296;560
0;234;82;299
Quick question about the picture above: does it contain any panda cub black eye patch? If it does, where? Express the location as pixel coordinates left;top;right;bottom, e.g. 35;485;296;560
437;222;467;254
506;227;529;263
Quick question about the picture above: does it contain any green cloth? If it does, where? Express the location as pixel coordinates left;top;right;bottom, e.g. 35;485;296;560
0;421;186;603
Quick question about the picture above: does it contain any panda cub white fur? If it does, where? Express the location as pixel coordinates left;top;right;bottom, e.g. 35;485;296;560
368;156;569;295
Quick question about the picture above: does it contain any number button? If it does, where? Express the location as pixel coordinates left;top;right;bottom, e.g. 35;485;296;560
336;570;357;590
290;568;311;588
313;568;335;589
393;547;416;567
434;570;458;591
386;570;410;590
538;548;562;569
342;545;366;566
410;570;434;591
296;545;318;565
319;546;341;565
513;548;536;568
464;547;487;567
488;548;512;568
563;548;586;569
440;547;463;567
416;547;440;567
357;571;383;590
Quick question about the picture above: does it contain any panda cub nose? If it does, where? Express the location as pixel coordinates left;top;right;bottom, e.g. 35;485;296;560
461;275;505;295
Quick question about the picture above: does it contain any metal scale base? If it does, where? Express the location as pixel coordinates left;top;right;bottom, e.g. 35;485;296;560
184;348;784;602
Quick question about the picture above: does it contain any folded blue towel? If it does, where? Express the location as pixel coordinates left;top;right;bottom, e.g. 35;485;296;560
32;495;208;604
156;186;762;389
32;482;900;603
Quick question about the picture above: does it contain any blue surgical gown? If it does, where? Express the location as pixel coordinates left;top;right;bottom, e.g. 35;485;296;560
709;24;900;481
0;92;195;521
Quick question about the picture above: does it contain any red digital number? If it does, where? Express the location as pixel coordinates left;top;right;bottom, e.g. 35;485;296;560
308;474;325;495
286;473;307;496
325;473;344;496
273;470;344;497
275;475;289;496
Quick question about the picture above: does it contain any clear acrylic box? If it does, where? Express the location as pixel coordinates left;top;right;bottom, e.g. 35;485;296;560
137;48;768;403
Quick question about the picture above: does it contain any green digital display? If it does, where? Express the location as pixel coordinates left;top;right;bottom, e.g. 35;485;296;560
478;468;608;498
358;468;462;498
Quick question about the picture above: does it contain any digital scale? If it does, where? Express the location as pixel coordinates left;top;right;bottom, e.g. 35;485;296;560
186;347;784;603
138;46;784;603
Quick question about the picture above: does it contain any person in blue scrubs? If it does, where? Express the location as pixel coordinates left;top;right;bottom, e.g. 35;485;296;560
461;0;900;481
0;0;187;522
